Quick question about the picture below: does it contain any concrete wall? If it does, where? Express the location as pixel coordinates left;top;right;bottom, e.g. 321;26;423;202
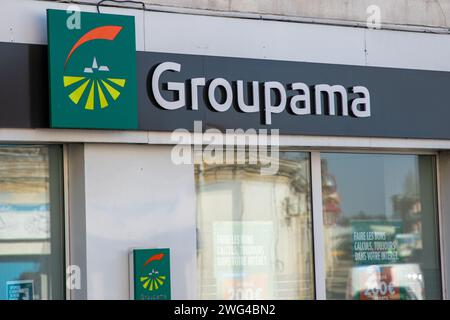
75;0;450;30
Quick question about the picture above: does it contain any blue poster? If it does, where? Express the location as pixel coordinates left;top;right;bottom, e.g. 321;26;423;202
6;280;34;300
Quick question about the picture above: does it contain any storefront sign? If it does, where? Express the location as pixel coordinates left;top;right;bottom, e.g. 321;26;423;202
6;280;33;300
130;248;171;300
137;53;450;138
151;62;370;125
3;11;450;138
47;10;138;129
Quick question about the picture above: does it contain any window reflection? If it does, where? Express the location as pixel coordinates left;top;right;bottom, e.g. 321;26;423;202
0;146;64;300
195;152;314;299
321;153;441;300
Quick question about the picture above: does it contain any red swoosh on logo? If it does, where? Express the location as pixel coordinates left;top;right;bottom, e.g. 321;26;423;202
143;253;164;267
64;25;123;68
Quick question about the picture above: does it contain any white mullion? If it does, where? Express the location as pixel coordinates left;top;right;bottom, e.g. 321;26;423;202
311;151;327;300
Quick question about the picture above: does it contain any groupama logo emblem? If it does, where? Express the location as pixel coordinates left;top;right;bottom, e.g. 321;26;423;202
63;26;127;110
47;9;138;129
132;248;171;300
139;253;167;292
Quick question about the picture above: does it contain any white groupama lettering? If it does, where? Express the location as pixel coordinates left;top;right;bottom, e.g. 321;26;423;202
151;61;371;124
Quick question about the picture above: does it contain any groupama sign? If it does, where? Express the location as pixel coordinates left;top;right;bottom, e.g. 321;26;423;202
130;248;171;300
47;10;137;129
152;61;371;125
46;10;373;132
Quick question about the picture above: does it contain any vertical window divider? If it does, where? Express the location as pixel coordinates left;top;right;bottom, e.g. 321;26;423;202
63;144;71;300
311;151;327;300
437;152;449;299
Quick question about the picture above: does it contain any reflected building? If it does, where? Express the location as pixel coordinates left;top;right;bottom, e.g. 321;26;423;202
0;146;64;300
195;152;314;300
320;153;439;300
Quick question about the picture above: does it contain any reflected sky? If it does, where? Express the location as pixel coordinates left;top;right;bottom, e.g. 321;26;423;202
323;153;418;219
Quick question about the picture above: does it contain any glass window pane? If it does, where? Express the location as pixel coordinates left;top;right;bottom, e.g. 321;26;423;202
196;152;314;299
321;153;441;300
0;146;64;300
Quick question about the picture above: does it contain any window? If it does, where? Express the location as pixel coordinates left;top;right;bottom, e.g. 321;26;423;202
0;146;65;300
195;152;314;299
195;151;443;300
321;153;441;300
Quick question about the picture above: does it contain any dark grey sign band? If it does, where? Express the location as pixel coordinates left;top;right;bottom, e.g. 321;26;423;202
2;42;450;139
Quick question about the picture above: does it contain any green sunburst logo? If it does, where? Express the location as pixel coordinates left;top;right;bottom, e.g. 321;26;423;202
139;253;167;292
63;57;127;110
47;10;138;129
132;248;171;300
140;269;167;291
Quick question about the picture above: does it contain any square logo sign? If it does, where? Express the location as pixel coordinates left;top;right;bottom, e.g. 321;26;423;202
47;9;138;129
131;248;171;300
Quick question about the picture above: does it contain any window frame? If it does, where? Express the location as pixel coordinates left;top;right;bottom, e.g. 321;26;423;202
0;143;66;300
307;149;443;300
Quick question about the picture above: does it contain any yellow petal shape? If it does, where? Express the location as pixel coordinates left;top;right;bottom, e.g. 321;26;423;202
64;76;85;87
143;279;151;289
101;80;120;100
85;81;95;110
149;279;154;291
107;78;126;87
69;79;90;104
97;81;109;108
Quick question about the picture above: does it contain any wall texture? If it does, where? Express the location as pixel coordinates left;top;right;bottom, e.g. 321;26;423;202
74;0;450;30
4;0;450;72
